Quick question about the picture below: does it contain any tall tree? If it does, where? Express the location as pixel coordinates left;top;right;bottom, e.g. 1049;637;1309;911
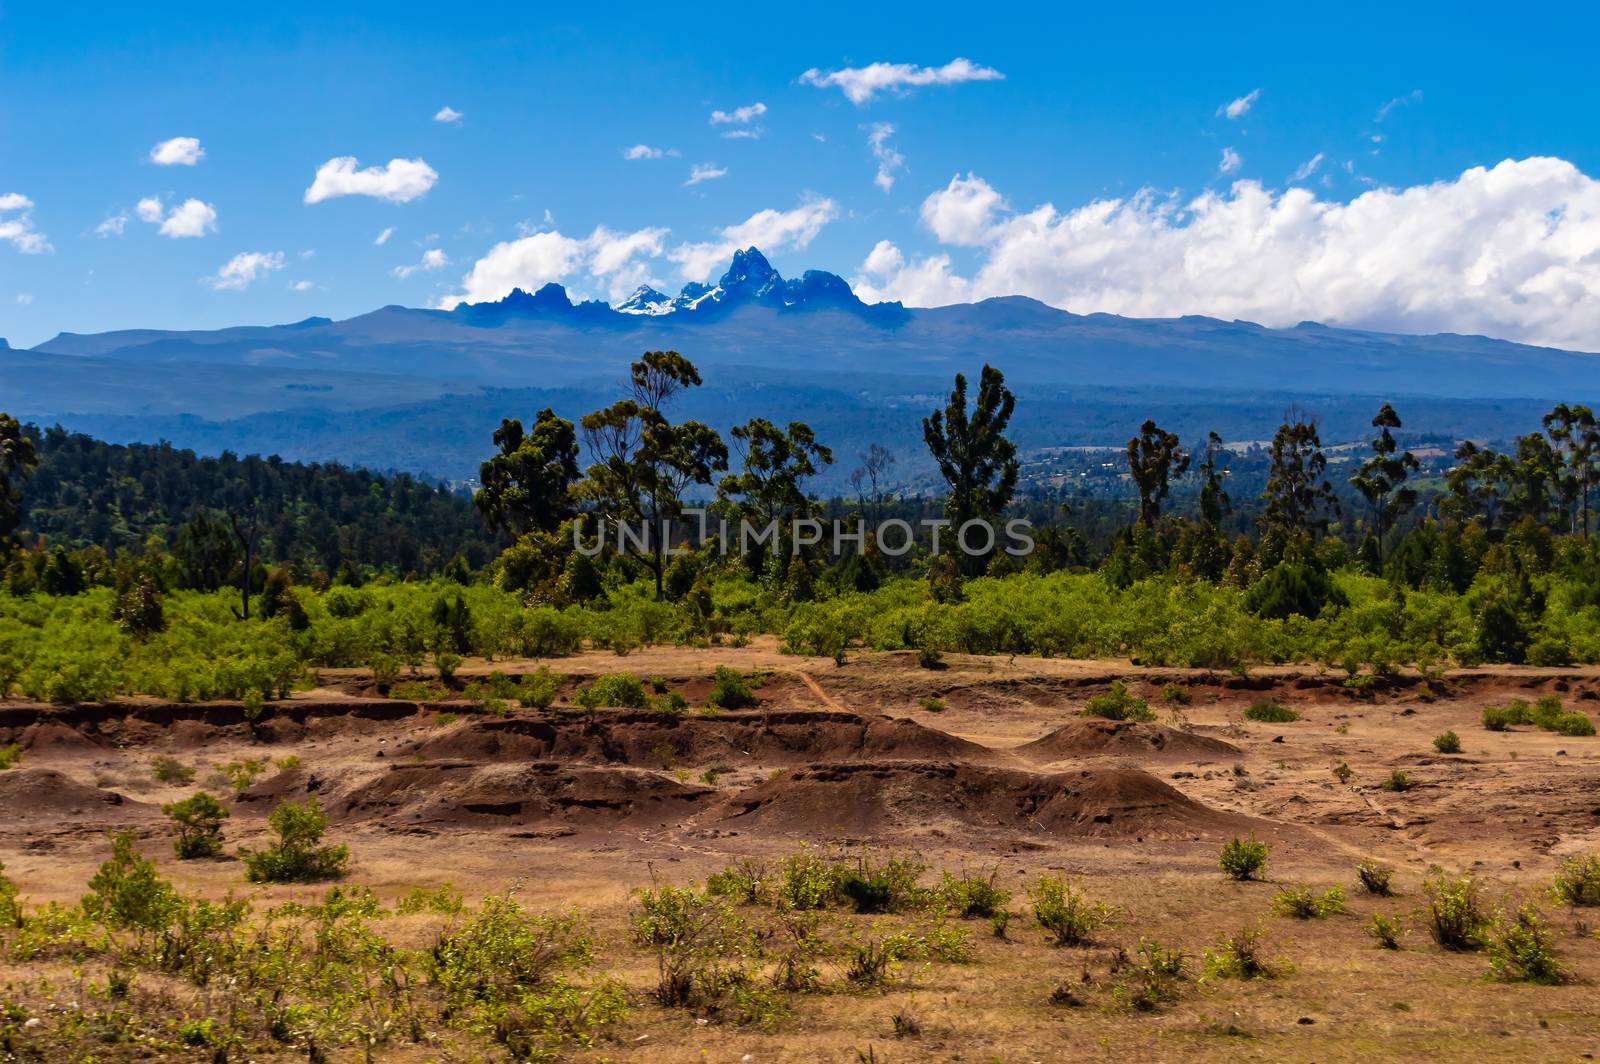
1442;440;1515;529
719;419;833;576
1258;407;1340;560
923;365;1019;574
0;413;38;549
475;409;580;536
1349;402;1419;562
580;352;727;598
1197;432;1232;529
1126;419;1190;527
1542;403;1600;538
849;444;897;524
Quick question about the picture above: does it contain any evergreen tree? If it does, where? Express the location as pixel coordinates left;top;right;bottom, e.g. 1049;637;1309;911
923;365;1019;575
1126;419;1189;528
1349;403;1419;563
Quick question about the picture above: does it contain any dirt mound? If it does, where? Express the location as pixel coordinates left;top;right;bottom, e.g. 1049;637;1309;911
404;709;997;768
1017;719;1240;763
327;760;713;831
0;768;140;819
12;721;104;755
709;761;1253;840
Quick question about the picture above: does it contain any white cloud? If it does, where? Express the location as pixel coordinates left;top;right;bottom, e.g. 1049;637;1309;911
0;192;50;253
290;279;314;291
1218;89;1260;120
158;198;218;238
96;212;128;237
15;293;32;305
920;173;1004;245
668;197;839;282
800;58;1003;105
685;163;728;186
392;247;450;278
720;128;762;140
443;225;669;307
136;196;164;223
711;101;767;125
433;106;463;123
1291;152;1326;183
1376;89;1423;122
150;136;204;166
867;123;904;192
208;251;285;291
1219;147;1243;174
304;156;438;204
374;226;395;246
623;144;665;160
850;157;1600;351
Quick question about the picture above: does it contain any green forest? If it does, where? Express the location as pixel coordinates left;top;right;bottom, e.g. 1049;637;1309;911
3;350;1600;704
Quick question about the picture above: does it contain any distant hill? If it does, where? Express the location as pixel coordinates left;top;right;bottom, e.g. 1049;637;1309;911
4;245;1597;486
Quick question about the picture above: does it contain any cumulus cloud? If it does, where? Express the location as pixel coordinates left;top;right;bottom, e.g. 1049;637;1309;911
150;136;204;165
0;192;50;253
800;57;1003;104
158;198;218;238
867;123;904;192
208;251;285;290
711;102;766;125
392;247;450;278
1218;89;1260;120
685;163;728;186
443;225;670;307
304;157;438;204
433;106;463;123
136;196;164;223
849;157;1600;350
668;197;839;282
374;226;395;246
1219;147;1243;174
1291;152;1325;183
96;212;128;237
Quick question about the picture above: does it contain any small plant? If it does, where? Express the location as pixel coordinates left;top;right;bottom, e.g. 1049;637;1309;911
1113;938;1188;1010
519;665;563;709
1242;699;1300;723
1423;871;1491;951
1219;834;1269;881
241;796;349;883
1487;905;1567;983
778;848;842;910
706;858;770;905
435;652;463;684
651;742;677;770
1082;680;1156;722
1270;885;1345;919
434;710;459;727
1356;860;1394;896
706;666;760;710
1432;730;1462;754
162;791;229;859
1482;704;1513;731
1029;874;1115;946
699;767;720;786
150;755;195;785
917;644;943;669
217;757;268;792
1161;682;1191;705
917;695;947;713
1380;769;1412;792
1200;925;1276;981
1331;760;1353;784
1366;912;1404;949
990;909;1011;938
369;652;400;691
178;1018;216;1047
1552;854;1600;906
573;672;649;709
938;870;1011;918
0;744;21;770
837;855;927;914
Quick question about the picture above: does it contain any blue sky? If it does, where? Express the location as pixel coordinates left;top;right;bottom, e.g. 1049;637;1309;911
5;1;1600;349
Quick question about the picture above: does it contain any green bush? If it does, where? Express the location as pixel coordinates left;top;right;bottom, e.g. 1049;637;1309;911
1423;871;1490;951
1432;730;1461;754
0;744;21;770
1487;905;1567;984
1082;681;1155;722
1161;682;1191;705
573;672;649;709
242;797;349;883
82;831;177;932
1380;769;1412;792
435;652;462;684
1356;860;1394;896
938;871;1011;918
1200;925;1277;981
706;666;760;710
1219;834;1269;880
150;755;195;785
1366;912;1404;949
1551;854;1600;906
1270;885;1345;919
1029;874;1115;946
1242;699;1299;723
162;791;229;859
918;695;947;713
518;665;563;709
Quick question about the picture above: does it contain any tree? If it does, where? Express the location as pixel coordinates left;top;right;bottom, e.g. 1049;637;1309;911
1349;403;1419;563
923;365;1019;574
242;796;349;883
1197;432;1232;528
1126;419;1190;527
719;418;833;577
1258;407;1340;561
1542;403;1600;537
0;413;38;549
849;444;897;523
174;510;238;591
229;504;261;620
1442;441;1515;529
475;409;580;536
162;791;229;859
580;352;728;599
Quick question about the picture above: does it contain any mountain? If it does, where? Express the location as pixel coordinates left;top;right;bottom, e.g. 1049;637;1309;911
4;245;1599;484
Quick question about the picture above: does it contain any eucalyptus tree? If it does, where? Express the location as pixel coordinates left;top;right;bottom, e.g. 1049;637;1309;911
923;364;1018;574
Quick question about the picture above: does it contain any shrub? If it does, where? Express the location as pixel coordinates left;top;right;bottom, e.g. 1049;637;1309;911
1551;854;1600;906
938;871;1011;918
706;859;770;905
1431;730;1462;754
1242;699;1299;723
631;885;758;1008
217;757;268;792
1482;705;1514;731
1366;913;1404;949
519;665;563;709
1356;860;1394;896
706;666;760;710
778;848;842;910
0;744;20;770
1552;711;1596;737
1082;681;1155;722
917;644;943;669
82;831;178;933
1029;874;1115;946
162;791;229;859
1161;682;1191;705
1486;905;1567;984
1219;834;1269;880
1271;885;1345;919
573;672;649;709
836;855;926;914
242;796;349;883
1331;760;1353;784
1380;769;1412;792
918;695;947;713
1200;925;1276;981
1113;939;1188;1011
150;755;195;785
1423;871;1490;951
369;652;400;691
435;652;462;684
